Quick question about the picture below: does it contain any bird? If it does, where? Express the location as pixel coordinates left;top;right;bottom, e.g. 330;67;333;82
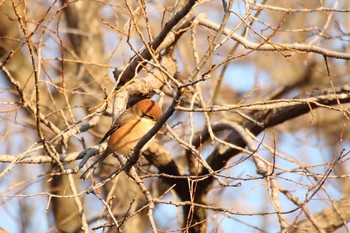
81;99;162;180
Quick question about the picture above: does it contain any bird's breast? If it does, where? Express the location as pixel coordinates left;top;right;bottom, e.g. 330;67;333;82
107;118;156;156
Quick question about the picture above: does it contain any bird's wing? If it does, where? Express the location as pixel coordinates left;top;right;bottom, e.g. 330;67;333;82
99;107;137;143
99;123;120;143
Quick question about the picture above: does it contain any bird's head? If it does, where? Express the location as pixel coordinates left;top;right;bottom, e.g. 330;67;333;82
132;99;162;121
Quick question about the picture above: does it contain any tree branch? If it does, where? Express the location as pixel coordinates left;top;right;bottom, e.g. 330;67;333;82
199;18;350;60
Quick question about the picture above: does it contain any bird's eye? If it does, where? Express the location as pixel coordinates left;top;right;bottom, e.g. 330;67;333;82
143;113;156;120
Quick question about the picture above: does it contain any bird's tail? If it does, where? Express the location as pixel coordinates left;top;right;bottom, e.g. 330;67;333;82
80;148;111;180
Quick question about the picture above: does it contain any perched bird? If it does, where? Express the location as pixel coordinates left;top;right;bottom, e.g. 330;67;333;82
81;99;162;179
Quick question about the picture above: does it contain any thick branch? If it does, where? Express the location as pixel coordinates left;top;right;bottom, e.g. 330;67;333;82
289;197;350;233
0;144;104;164
207;84;350;173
